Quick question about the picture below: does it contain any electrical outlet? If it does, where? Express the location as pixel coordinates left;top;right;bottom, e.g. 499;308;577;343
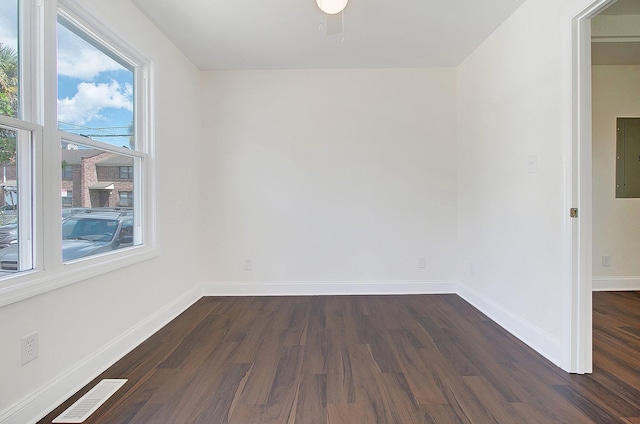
418;257;426;268
21;332;39;365
602;255;611;267
244;259;252;271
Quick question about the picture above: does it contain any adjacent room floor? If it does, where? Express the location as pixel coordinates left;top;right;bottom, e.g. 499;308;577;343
38;292;640;423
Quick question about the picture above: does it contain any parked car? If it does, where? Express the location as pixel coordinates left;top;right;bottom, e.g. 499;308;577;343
0;204;17;225
0;217;17;248
62;207;132;220
0;211;134;271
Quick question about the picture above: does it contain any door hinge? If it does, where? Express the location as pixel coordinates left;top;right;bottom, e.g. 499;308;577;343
570;208;578;218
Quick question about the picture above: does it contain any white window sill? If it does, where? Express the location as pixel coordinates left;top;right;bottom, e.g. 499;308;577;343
0;246;160;307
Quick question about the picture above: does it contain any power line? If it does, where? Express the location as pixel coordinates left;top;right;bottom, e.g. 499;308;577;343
76;134;132;138
58;121;132;136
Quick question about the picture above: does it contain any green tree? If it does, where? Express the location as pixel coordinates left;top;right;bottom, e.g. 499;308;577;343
0;43;18;164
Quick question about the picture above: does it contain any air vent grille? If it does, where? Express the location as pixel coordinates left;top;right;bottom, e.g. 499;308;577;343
52;379;127;423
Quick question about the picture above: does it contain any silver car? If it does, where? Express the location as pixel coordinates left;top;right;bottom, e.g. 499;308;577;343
0;211;134;271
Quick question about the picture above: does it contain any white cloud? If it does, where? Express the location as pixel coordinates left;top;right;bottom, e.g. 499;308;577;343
58;47;125;80
57;24;126;79
58;80;133;126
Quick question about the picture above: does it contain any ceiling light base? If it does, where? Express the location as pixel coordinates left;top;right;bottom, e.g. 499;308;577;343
317;0;348;15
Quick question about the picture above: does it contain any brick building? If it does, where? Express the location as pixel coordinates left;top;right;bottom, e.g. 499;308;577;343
61;148;134;208
0;148;133;209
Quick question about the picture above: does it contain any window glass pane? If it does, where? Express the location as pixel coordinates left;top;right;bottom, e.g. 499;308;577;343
62;190;72;206
118;191;132;207
57;16;134;149
0;125;31;275
62;164;73;179
0;0;19;119
0;127;16;223
61;141;139;262
118;166;132;179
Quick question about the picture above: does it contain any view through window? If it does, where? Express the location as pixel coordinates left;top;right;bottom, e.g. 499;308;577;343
56;14;141;263
0;1;152;291
0;0;18;121
0;0;33;276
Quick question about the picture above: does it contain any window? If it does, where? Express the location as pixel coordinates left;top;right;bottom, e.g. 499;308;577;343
56;10;146;263
119;166;133;179
0;125;35;274
62;190;72;206
62;164;73;178
119;191;132;207
0;1;154;303
0;1;36;276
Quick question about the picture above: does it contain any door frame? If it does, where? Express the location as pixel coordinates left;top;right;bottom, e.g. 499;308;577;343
569;0;616;374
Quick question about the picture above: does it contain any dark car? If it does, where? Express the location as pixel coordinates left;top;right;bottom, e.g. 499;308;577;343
0;211;134;271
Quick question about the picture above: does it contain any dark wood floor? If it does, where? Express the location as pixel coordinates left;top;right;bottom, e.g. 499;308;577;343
38;292;640;423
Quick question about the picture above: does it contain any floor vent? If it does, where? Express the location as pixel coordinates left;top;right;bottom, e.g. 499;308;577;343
52;379;127;423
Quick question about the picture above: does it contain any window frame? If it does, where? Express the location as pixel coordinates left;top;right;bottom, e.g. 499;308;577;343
0;0;157;307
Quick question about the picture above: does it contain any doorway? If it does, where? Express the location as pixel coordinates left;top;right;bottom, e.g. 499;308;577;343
572;0;640;374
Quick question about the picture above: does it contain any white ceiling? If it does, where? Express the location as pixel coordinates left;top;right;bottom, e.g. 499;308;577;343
131;0;527;70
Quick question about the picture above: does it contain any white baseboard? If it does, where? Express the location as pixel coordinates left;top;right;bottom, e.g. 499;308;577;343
0;286;202;424
592;276;640;291
201;280;457;296
456;283;563;369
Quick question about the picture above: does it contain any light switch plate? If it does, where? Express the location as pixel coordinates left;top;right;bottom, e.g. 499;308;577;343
527;155;538;173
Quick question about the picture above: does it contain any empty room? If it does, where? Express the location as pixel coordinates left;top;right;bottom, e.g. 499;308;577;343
1;0;639;422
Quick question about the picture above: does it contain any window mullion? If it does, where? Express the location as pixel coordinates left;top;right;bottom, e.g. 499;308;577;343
16;128;34;270
39;0;63;271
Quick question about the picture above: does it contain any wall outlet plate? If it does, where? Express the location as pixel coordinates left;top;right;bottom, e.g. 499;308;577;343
244;259;252;271
21;332;39;365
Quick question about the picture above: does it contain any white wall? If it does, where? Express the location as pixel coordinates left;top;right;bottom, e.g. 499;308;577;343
456;0;572;366
592;65;640;289
592;14;640;38
0;0;204;420
201;69;457;293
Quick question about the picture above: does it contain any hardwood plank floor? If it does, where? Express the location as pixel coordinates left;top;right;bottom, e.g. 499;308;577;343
37;292;640;423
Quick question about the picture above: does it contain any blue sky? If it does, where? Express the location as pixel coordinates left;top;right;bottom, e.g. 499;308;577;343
57;22;134;148
0;1;17;51
0;2;134;149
